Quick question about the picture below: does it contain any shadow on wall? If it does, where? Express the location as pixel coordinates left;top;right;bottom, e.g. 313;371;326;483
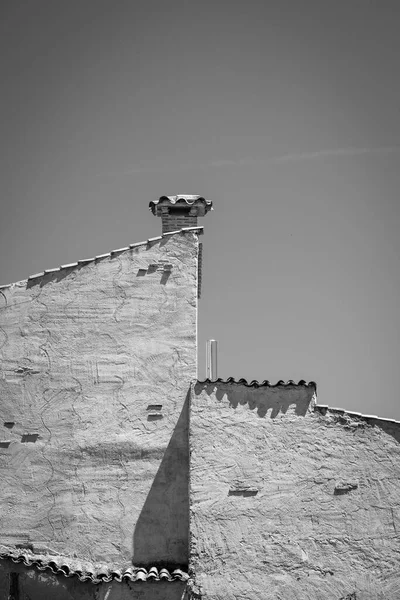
375;420;400;444
194;382;315;418
132;391;189;569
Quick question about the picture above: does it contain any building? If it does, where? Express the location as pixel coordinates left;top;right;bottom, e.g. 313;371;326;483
0;197;399;600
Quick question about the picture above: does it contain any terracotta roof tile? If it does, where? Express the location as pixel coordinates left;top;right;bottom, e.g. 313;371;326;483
197;377;316;388
111;247;130;255
150;195;212;207
95;253;111;261
78;257;95;264
44;267;60;274
0;547;188;584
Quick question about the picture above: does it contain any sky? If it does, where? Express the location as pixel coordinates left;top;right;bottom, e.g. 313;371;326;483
0;0;399;419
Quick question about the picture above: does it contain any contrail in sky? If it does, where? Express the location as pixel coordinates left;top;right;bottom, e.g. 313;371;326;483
267;145;400;164
102;145;400;177
210;145;400;168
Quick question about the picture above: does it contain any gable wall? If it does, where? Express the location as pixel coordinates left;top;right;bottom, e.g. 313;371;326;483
0;232;199;568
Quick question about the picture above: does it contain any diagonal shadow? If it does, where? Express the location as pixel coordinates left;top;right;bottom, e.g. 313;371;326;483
132;390;189;570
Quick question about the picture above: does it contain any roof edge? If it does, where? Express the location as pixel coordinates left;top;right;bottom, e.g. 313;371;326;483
314;404;400;426
0;227;203;290
196;377;317;389
0;546;188;584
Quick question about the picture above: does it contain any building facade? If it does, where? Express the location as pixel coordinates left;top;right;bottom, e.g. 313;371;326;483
0;196;399;599
190;381;400;600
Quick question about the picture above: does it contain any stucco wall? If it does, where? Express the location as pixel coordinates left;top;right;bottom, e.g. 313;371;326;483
190;381;400;600
0;231;199;569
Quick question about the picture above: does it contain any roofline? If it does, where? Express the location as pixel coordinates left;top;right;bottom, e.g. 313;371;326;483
0;546;188;583
196;377;316;388
314;404;400;425
0;227;203;289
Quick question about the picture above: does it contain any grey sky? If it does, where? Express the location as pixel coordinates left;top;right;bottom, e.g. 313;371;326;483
0;1;399;419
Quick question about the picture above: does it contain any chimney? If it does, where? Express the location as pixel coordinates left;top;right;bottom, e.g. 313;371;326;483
149;195;213;234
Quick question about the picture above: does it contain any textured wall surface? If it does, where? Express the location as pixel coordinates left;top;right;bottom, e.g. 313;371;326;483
0;562;187;600
190;382;400;600
0;231;199;569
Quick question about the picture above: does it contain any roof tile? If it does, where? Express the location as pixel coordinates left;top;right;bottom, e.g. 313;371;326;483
197;377;316;388
0;547;188;584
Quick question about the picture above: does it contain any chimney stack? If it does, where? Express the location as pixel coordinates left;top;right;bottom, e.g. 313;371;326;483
149;195;213;234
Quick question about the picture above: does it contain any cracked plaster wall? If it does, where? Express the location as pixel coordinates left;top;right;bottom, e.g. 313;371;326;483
0;232;198;570
190;382;400;600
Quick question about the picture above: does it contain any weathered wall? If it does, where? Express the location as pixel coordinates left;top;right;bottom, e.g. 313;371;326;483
0;561;187;600
190;381;400;600
0;231;199;569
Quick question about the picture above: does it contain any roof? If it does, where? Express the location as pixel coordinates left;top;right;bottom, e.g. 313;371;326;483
149;195;213;215
0;226;203;290
0;547;188;584
197;377;316;388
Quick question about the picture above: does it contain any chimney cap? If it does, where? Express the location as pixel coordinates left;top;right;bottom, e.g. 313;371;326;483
149;195;213;215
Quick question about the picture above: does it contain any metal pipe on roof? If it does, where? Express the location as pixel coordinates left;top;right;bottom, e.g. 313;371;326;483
206;339;218;381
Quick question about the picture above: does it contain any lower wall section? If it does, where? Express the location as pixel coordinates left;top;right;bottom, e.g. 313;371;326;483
189;381;400;600
0;563;187;600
